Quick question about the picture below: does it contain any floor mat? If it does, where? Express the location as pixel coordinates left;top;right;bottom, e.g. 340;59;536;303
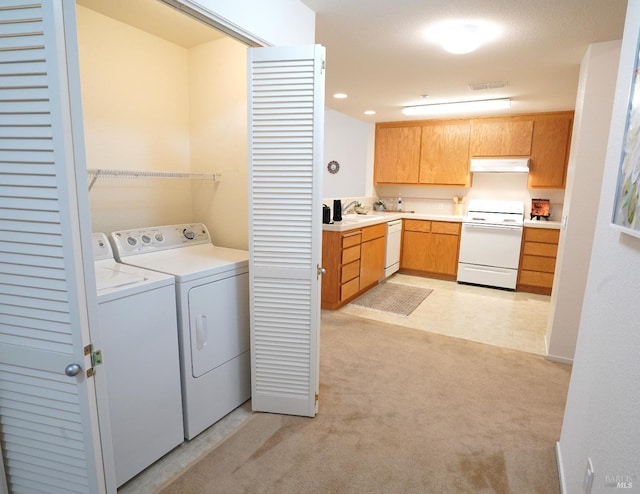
349;282;432;317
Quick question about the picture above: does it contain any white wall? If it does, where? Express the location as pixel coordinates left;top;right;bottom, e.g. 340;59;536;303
545;41;621;364
189;38;248;250
557;2;640;492
323;109;374;200
77;6;194;233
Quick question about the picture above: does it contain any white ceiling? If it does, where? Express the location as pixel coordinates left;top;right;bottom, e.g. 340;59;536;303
299;0;628;122
76;0;627;123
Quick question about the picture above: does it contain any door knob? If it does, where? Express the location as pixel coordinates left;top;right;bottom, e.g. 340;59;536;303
65;363;82;377
317;265;326;277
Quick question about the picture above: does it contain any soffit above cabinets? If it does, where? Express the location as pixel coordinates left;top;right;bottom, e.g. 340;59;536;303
76;0;226;48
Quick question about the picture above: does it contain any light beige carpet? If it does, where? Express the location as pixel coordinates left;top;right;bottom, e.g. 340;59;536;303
158;311;570;494
349;281;432;316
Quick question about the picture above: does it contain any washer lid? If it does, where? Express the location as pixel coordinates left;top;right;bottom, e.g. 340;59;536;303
94;259;174;301
116;244;249;282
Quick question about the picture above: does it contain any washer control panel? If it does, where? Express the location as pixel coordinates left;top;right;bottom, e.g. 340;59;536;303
110;223;211;258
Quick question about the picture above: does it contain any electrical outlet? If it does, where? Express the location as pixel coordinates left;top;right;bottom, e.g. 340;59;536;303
584;458;594;494
437;201;444;210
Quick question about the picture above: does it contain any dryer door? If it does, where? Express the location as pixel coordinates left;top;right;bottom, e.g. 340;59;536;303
188;273;250;378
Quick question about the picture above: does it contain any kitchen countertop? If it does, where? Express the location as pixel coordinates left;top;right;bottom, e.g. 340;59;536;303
524;219;561;229
322;212;463;232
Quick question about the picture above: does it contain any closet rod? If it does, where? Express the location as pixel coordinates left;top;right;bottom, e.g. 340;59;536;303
87;168;222;190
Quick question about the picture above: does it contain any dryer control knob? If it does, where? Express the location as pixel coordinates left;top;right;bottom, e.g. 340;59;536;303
141;234;151;244
183;229;196;240
155;233;164;242
126;236;137;246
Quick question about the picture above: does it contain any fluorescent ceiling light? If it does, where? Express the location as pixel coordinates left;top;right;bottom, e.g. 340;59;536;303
426;20;501;54
364;110;376;115
333;93;348;99
402;98;511;116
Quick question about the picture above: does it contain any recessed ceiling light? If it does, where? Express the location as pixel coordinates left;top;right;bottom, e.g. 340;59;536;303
333;93;348;99
426;20;501;54
364;110;376;115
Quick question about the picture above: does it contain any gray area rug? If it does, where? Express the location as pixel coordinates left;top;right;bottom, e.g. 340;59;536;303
349;281;432;316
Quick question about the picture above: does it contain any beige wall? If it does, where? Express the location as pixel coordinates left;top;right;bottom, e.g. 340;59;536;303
189;38;248;250
77;6;248;246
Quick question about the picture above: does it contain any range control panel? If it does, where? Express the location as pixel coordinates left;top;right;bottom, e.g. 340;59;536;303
110;223;211;258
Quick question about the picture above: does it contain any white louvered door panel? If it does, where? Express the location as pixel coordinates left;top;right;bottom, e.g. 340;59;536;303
0;2;106;493
248;45;325;417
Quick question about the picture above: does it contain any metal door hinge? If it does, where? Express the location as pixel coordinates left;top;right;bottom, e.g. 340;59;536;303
315;393;319;403
84;344;103;378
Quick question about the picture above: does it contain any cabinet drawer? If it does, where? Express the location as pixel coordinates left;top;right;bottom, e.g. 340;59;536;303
523;242;558;258
342;232;362;249
341;277;360;300
361;223;387;242
521;255;556;273
524;228;559;243
341;260;360;283
519;270;554;288
431;221;460;235
342;245;361;264
404;219;431;232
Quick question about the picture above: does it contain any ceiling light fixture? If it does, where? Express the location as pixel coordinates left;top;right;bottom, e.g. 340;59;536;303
364;110;376;115
333;93;348;99
402;98;511;116
426;20;501;54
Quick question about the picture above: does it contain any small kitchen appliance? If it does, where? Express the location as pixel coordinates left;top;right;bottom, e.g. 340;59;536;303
332;199;342;222
323;204;331;224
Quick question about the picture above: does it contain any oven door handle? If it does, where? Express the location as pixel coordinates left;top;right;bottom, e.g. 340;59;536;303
463;223;523;232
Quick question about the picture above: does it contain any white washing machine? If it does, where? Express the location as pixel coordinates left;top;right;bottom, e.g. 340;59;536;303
109;223;250;440
92;233;183;487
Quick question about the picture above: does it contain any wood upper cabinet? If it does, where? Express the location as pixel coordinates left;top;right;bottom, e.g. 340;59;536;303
374;126;421;183
470;118;534;157
528;112;573;188
419;121;471;186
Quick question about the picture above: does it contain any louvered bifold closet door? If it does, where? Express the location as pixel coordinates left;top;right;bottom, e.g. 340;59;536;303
0;2;105;493
248;45;325;417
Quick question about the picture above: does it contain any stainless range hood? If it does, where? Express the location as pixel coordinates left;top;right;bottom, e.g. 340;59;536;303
470;157;530;173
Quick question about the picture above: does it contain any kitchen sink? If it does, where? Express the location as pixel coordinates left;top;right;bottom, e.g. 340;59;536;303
341;213;383;222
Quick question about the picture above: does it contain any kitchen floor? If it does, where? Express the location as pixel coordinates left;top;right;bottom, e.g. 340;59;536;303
340;274;551;355
119;275;551;492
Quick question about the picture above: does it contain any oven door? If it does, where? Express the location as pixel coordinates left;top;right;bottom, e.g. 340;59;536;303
458;222;523;269
457;222;524;290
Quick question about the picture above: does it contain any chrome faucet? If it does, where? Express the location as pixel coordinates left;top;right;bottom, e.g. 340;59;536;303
341;200;360;213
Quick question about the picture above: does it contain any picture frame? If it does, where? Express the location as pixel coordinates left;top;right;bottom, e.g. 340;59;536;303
612;34;640;237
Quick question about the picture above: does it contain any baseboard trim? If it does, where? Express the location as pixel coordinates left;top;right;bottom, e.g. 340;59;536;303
556;441;567;494
545;353;574;365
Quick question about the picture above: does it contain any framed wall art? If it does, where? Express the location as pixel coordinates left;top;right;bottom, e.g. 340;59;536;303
612;35;640;237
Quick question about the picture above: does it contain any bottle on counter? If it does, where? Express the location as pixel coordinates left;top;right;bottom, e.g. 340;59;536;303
397;193;403;211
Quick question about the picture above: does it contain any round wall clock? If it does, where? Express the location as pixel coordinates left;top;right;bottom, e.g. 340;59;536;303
327;160;340;174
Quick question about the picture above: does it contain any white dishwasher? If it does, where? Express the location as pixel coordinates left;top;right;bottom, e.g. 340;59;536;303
385;219;402;277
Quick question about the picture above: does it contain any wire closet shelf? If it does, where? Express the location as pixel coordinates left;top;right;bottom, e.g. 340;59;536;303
86;168;222;191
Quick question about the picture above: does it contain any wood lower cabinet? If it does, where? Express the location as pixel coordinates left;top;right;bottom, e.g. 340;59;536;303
360;223;387;289
517;227;560;295
321;223;387;310
400;219;461;279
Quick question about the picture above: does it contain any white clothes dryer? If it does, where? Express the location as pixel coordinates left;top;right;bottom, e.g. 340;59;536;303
92;233;183;487
109;224;250;440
